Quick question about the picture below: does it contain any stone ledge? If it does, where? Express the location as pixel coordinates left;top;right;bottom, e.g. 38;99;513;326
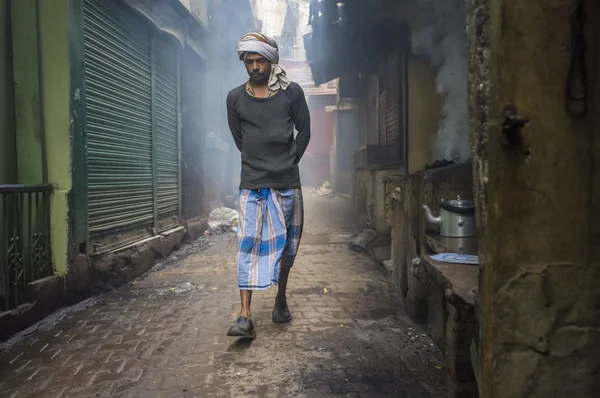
423;255;478;307
186;217;208;241
422;255;479;398
87;218;208;293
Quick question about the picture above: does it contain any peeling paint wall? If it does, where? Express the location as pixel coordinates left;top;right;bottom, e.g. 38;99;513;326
0;0;16;184
468;0;600;396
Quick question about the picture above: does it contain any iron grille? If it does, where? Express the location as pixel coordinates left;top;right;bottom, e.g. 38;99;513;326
0;185;53;311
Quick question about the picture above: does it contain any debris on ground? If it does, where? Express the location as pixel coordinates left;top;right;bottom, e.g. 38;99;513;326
151;234;213;272
157;282;202;295
207;207;239;234
348;229;377;252
310;181;333;198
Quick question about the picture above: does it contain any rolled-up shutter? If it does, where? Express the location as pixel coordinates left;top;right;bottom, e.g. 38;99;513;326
84;0;154;252
385;53;401;164
83;0;180;254
153;36;180;230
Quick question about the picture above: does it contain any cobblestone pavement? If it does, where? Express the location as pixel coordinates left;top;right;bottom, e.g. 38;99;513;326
0;194;447;398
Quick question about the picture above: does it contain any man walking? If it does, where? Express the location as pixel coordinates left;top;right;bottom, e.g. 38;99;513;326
226;33;311;338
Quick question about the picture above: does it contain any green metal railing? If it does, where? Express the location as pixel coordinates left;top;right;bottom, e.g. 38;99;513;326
0;185;53;311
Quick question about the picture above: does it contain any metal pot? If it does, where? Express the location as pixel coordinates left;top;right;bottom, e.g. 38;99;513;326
440;236;478;255
422;195;476;238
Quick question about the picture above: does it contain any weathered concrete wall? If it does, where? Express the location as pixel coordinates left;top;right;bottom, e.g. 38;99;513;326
0;0;16;184
389;177;428;321
445;300;478;397
468;0;600;396
357;168;404;234
356;169;375;223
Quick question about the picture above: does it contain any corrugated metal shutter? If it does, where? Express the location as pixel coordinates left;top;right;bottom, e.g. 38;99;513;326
153;36;180;230
84;0;154;251
385;54;401;164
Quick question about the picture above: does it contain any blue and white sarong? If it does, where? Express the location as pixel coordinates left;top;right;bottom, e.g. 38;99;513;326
237;188;304;290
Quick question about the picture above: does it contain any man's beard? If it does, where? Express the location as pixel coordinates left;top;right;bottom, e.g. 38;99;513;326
249;70;270;85
250;76;266;85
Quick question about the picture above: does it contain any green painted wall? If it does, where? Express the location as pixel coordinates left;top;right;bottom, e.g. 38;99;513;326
38;0;71;276
11;0;44;185
0;0;16;184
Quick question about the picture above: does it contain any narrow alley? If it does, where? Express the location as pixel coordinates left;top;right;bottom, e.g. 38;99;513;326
0;194;446;398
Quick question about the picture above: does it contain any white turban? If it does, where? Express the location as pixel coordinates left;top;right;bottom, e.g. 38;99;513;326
237;32;290;91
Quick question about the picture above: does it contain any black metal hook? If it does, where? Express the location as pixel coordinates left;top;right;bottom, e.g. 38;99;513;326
565;0;588;118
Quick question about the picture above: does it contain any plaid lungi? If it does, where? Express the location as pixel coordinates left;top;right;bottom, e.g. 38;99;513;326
237;188;304;290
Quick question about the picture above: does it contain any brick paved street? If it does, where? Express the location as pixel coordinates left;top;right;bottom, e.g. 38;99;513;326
0;194;446;398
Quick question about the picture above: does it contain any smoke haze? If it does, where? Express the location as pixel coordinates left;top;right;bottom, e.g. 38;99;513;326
412;0;469;162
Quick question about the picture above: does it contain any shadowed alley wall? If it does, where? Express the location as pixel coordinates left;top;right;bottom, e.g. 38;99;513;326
468;0;600;396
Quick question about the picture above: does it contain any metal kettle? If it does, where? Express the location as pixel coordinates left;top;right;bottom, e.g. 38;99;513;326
422;195;476;238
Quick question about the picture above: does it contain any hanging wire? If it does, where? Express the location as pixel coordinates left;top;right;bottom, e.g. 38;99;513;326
565;0;588;119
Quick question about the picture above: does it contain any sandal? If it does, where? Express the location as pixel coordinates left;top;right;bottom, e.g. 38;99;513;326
272;302;292;323
227;316;256;339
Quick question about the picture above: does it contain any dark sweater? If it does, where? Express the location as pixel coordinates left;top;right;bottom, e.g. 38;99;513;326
226;82;311;190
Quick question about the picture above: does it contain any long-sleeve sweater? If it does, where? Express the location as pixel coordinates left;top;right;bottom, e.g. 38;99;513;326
226;81;311;190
